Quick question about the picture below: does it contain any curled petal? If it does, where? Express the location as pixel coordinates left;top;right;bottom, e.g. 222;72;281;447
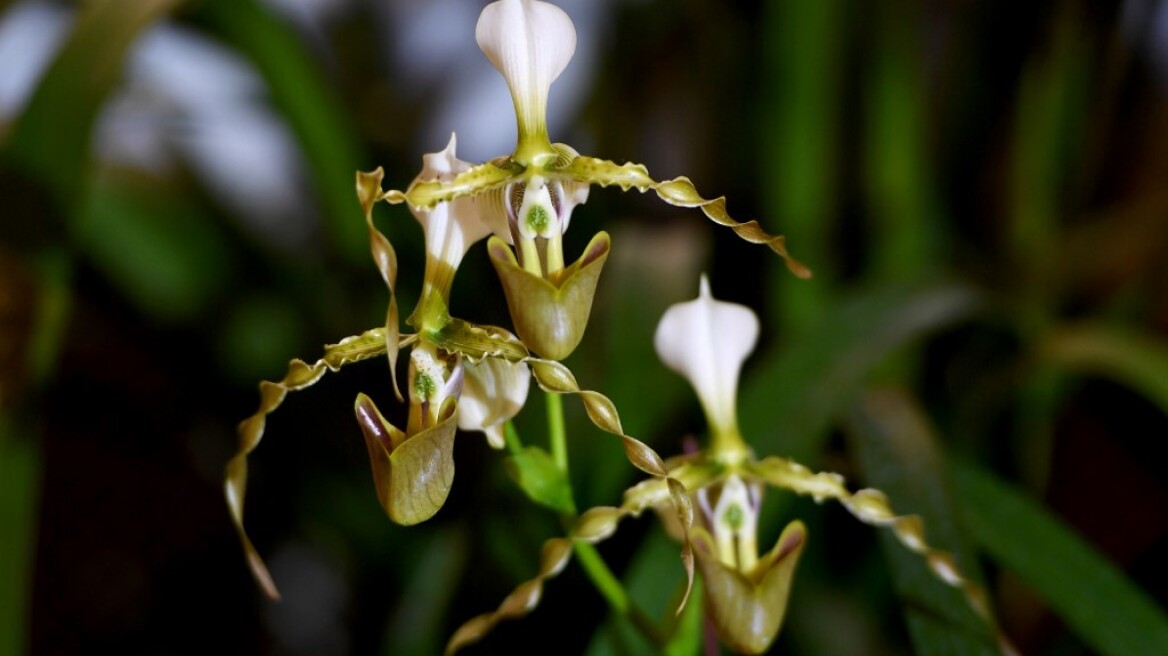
459;357;532;448
694;521;807;655
558;155;811;278
226;329;391;598
654;276;758;438
445;506;631;655
525;358;696;608
476;0;576;155
357;169;404;401
399;157;521;211
746;456;1005;637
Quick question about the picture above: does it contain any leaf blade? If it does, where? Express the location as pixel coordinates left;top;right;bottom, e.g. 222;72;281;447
953;460;1168;656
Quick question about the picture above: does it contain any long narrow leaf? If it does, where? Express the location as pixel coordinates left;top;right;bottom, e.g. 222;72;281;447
847;388;1001;656
195;0;366;259
1042;323;1168;413
953;460;1168;656
2;0;180;202
741;281;981;465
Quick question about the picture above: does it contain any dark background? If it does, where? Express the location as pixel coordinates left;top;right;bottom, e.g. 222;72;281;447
2;0;1167;654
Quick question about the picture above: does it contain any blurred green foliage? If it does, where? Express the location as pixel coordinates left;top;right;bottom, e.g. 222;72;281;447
2;0;1167;654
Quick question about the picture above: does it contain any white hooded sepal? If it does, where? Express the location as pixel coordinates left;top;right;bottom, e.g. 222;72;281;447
476;0;576;148
457;357;532;449
654;275;759;437
411;134;492;273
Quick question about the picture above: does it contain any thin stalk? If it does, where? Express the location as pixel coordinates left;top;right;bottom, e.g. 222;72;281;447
0;420;40;656
574;541;666;647
503;420;524;457
541;390;664;647
546;391;568;473
574;542;629;613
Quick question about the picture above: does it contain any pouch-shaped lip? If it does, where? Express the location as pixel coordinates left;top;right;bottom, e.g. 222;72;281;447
487;232;610;360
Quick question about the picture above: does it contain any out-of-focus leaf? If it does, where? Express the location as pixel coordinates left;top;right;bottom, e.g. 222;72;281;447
2;0;180;202
741;281;981;465
953;460;1168;656
863;2;938;282
1042;323;1168;413
0;251;68;656
382;526;469;656
196;0;366;259
662;573;703;656
0;252;37;406
761;0;845;335
584;528;682;656
1010;9;1087;275
0;416;40;656
847;388;1000;656
73;182;234;322
505;445;575;514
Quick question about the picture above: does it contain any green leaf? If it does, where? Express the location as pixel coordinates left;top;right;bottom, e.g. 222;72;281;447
73;182;234;322
741;281;981;465
382;526;469;655
0;417;41;656
953;460;1168;656
1042;323;1168;413
505;445;576;514
2;0;181;203
847;389;999;656
662;572;703;656
761;0;846;335
195;0;366;259
862;2;940;282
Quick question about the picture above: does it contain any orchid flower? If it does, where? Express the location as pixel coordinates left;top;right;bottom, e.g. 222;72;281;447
393;0;810;279
616;276;1007;654
371;0;809;359
225;141;535;598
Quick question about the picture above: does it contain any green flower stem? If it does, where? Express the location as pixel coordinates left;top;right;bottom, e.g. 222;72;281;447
503;420;524;457
545;391;568;473
539;391;665;647
0;420;40;656
574;541;666;646
573;542;627;611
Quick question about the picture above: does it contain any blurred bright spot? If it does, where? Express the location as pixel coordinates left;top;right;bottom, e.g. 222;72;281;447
0;1;71;121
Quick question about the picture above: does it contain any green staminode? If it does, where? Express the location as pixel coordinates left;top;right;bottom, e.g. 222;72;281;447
414;372;437;400
723;504;745;531
526;204;550;234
